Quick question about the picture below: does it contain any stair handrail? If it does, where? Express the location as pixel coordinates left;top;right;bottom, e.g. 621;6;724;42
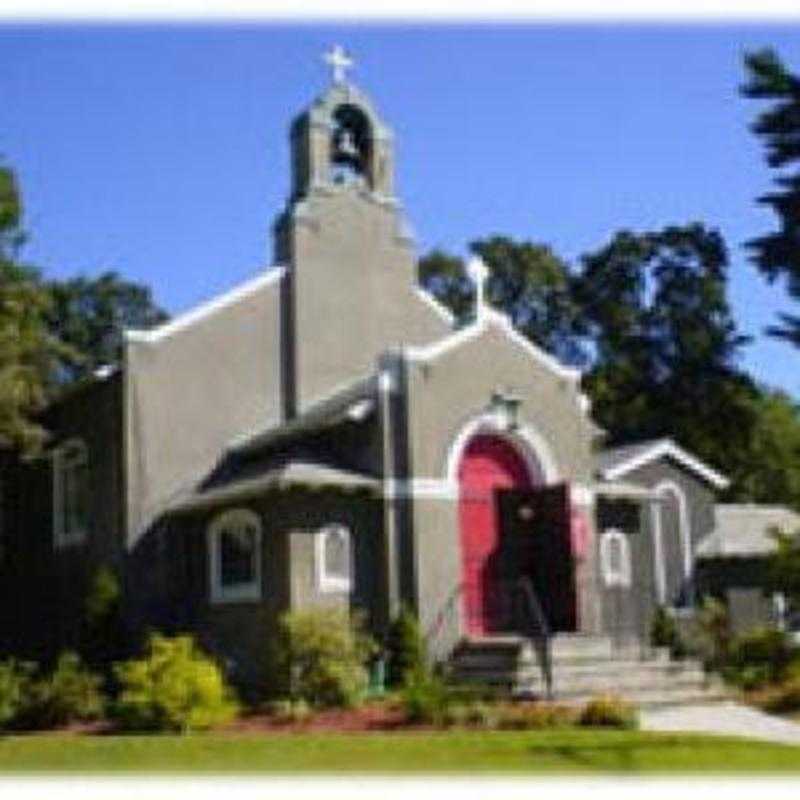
513;575;553;700
423;581;464;663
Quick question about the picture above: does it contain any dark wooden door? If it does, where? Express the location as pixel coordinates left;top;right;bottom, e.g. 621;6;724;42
497;483;577;632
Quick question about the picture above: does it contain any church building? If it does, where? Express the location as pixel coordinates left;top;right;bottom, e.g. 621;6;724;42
1;48;787;700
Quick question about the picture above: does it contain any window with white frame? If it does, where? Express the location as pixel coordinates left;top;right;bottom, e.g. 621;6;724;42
316;524;353;593
53;439;90;548
208;508;262;604
599;528;632;588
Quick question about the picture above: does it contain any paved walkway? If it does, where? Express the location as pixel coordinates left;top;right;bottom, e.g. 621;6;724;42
641;702;800;746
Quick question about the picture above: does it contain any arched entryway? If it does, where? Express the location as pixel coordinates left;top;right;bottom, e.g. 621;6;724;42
457;434;542;635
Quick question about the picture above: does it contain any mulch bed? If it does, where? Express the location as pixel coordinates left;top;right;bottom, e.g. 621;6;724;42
226;700;425;734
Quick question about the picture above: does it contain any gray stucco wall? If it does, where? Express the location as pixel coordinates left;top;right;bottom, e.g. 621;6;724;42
276;188;450;415
404;322;595;485
399;320;597;656
124;274;284;549
154;487;385;693
622;457;718;608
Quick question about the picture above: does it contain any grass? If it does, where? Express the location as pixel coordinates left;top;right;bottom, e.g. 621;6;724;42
0;730;798;773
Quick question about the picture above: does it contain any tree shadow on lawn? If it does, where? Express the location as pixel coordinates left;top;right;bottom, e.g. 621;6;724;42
529;732;800;774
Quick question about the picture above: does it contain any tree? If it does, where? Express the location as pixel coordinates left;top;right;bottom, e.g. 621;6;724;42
418;236;586;366
738;389;800;509
574;223;759;495
0;165;64;454
45;272;168;384
741;48;800;346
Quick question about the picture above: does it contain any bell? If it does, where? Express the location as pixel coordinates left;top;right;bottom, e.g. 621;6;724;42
336;128;359;160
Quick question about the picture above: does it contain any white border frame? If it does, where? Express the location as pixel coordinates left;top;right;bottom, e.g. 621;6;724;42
207;508;263;605
599;528;632;589
52;438;89;549
652;480;693;607
601;439;729;489
444;411;560;487
315;523;353;594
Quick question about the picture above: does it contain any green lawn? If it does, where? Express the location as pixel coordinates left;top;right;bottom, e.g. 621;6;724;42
0;730;799;773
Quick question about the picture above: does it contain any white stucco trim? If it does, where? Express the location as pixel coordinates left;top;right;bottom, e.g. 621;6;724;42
403;306;581;384
649;501;667;605
383;479;458;500
315;524;354;594
602;439;729;490
412;286;456;327
125;266;286;345
52;438;89;549
444;412;561;486
207;508;263;605
655;480;694;585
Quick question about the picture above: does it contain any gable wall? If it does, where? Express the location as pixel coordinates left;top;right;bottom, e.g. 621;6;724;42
400;323;596;648
124;276;284;548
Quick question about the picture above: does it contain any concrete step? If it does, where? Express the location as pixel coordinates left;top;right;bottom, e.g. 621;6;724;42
447;633;728;708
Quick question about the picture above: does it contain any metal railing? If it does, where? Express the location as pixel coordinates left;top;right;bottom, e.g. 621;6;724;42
424;575;553;699
511;576;553;699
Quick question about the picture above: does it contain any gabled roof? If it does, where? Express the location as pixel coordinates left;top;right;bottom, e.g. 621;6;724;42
598;438;729;490
125;266;285;345
404;306;581;383
697;504;800;559
230;372;377;456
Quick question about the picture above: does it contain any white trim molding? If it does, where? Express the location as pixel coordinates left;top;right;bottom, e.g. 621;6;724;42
444;412;560;487
207;508;263;605
125;266;286;345
315;523;353;594
404;306;581;384
655;480;694;584
599;528;632;589
52;438;90;549
412;286;456;327
601;439;729;490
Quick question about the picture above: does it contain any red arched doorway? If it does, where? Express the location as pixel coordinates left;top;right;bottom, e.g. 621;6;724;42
458;434;541;635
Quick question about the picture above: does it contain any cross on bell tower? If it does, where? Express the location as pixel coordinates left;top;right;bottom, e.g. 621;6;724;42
323;45;354;85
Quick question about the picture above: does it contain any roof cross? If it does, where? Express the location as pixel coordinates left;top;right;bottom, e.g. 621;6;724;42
323;45;354;85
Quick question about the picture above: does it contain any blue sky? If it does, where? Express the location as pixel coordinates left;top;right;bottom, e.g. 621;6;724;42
1;23;798;397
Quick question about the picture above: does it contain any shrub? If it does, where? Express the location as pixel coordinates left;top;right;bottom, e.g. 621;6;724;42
278;607;375;708
26;651;105;728
386;606;427;687
112;633;239;733
81;565;127;669
266;698;313;724
400;668;452;725
650;606;688;660
691;596;730;670
0;659;36;730
722;627;795;690
578;694;638;729
497;702;577;730
757;677;800;714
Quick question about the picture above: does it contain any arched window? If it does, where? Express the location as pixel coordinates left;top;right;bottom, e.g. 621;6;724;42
600;528;632;589
53;439;89;548
316;524;353;593
207;509;262;604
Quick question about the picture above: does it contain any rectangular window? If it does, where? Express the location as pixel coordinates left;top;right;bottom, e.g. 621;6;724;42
53;440;90;548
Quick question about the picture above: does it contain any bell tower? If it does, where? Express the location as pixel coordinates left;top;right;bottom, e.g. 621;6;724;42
286;48;395;204
275;47;449;419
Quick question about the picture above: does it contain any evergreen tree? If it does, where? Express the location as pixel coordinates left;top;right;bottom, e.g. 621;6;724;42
741;48;800;346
